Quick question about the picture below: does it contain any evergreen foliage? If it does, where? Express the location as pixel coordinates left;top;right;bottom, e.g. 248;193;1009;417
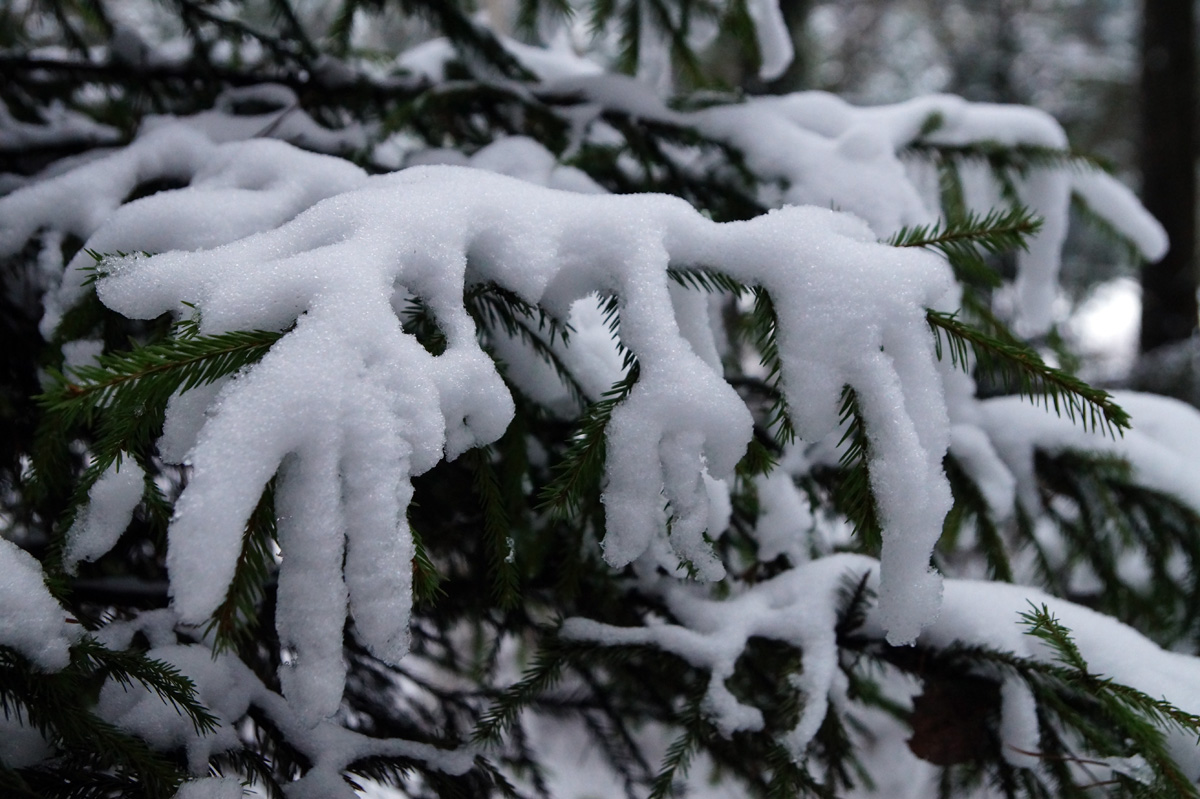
1;2;1198;799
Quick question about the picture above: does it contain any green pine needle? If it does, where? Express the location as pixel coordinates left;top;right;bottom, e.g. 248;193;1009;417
1019;603;1090;674
667;266;748;296
926;309;1129;437
472;635;568;745
942;455;1013;581
468;283;588;408
747;288;797;447
73;638;219;737
410;526;445;605
537;361;640;518
835;387;882;554
889;206;1042;289
465;447;521;610
903;141;1116;178
40;327;283;423
648;697;705;799
204;482;278;653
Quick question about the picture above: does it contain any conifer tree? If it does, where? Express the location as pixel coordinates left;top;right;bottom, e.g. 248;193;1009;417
2;2;1199;798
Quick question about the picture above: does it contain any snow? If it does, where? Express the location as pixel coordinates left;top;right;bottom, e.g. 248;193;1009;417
1066;277;1141;381
751;470;815;564
6;134;945;669
0;710;54;769
539;76;1164;323
174;778;245;799
976;391;1200;518
0;81;1165;712
1071;170;1168;262
0;98;121;152
64;457;145;572
948;423;1016;520
98;644;255;772
0;118;365;337
0;537;77;671
746;0;794;81
563;553;879;758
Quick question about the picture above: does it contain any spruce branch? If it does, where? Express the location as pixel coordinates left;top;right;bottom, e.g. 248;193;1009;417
32;325;282;558
890;206;1041;256
537;361;640;518
409;525;445;607
898;634;1200;798
1016;604;1200;796
172;0;316;67
464;447;522;610
667;266;748;296
925;309;1129;437
205;482;278;653
647;696;705;799
0;641;208;796
468;283;588;408
942;455;1013;582
746;287;796;447
392;0;532;80
888;206;1041;289
40;327;283;424
935;158;970;223
902;141;1115;178
72;638;219;737
665;267;796;481
515;0;574;38
1033;450;1200;645
1019;603;1089;674
835;388;882;554
472;635;569;745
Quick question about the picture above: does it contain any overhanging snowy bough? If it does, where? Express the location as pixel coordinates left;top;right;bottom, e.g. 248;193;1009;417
87;164;957;717
4;85;1200;795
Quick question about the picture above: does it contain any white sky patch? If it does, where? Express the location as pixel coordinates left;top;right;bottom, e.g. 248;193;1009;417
1066;276;1141;381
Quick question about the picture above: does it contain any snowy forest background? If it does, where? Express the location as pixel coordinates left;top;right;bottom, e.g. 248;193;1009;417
3;1;1200;798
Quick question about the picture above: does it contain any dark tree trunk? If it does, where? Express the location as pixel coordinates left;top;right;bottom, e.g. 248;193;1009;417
1139;0;1197;353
